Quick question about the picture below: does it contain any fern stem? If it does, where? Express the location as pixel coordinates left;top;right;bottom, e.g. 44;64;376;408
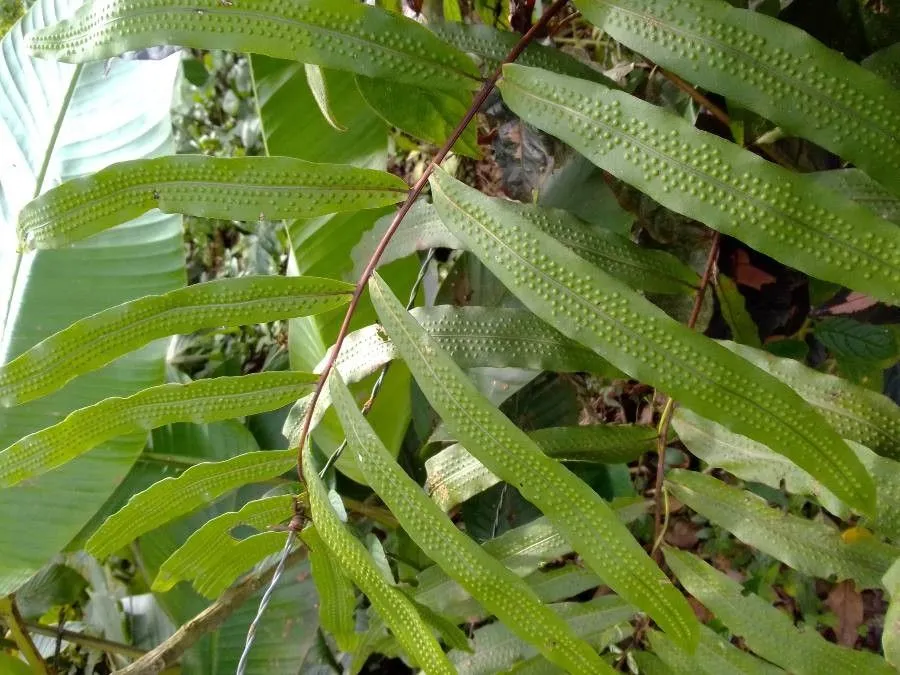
652;230;721;563
292;0;572;483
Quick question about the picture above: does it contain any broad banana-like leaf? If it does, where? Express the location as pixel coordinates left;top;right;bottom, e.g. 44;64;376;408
27;0;480;93
811;169;900;225
673;409;900;539
0;0;182;593
721;340;900;459
303;525;359;652
330;370;611;674
573;0;900;196
369;273;699;650
253;56;388;168
301;444;455;674
154;494;294;597
425;424;658;511
0;372;315;487
666;470;898;589
87;450;296;559
647;626;785;675
18;156;409;248
499;65;900;306
353;199;698;294
448;597;632;674
0;276;352;406
429;167;875;516
664;548;895;675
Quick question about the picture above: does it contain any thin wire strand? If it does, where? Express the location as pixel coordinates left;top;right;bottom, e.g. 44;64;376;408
236;529;296;675
237;249;436;672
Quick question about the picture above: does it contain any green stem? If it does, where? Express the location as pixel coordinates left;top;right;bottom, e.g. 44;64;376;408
33;64;83;199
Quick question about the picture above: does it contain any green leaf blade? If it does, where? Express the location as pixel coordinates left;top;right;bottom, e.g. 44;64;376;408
428;21;610;85
664;548;895;675
882;558;900;668
574;0;900;196
721;341;900;459
648;626;785;675
368;273;700;652
27;0;480;92
666;470;898;589
0;276;352;406
301;445;455;674
330;370;613;675
87;451;295;560
428;167;875;516
303;525;359;652
0;371;316;487
154;494;294;597
498;64;900;306
19;155;409;248
426;425;658;512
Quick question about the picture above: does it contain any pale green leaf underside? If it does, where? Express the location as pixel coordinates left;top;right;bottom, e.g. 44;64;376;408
574;0;900;196
27;0;480;93
429;167;875;516
721;340;900;460
19;155;409;248
499;64;900;305
0;276;352;406
353;199;698;294
673;409;900;540
301;445;454;674
666;470;899;589
0;371;316;488
369;273;699;650
88;450;295;560
282;305;623;450
882;558;900;667
449;597;633;675
303;525;359;652
329;370;611;674
425;424;658;511
664;548;895;675
155;494;294;597
647;626;785;675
